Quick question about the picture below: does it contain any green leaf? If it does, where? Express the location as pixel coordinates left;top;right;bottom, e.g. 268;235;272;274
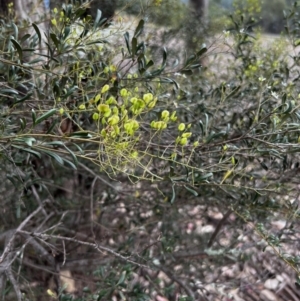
184;185;198;196
69;132;92;138
11;38;23;61
196;44;207;57
11;145;41;158
41;149;64;165
124;32;131;55
134;19;144;38
19;118;26;131
34;108;57;126
45;141;78;167
14;92;33;104
32;23;41;44
93;9;102;29
131;37;137;57
116;271;126;286
11;22;18;39
32;109;36;125
13;137;36;147
50;33;60;49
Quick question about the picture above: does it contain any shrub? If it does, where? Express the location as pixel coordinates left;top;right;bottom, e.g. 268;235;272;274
2;1;300;301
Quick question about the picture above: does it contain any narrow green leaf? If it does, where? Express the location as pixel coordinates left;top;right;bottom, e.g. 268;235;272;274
196;44;207;57
131;37;137;57
45;141;78;167
116;272;126;286
93;9;102;29
19;118;26;131
11;145;41;158
41;149;64;165
1;88;19;95
11;38;23;61
184;185;198;196
32;23;41;44
32;109;36;125
50;33;60;49
12;22;18;39
124;32;131;55
63;158;77;169
34;108;57;125
134;19;144;38
13;137;36;147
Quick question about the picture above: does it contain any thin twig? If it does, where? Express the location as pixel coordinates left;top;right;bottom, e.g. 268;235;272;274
17;230;152;270
78;162;122;192
6;268;22;301
159;265;195;300
0;205;43;264
207;209;232;248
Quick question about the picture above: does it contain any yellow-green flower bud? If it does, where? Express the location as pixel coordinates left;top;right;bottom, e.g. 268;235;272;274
130;97;138;104
59;108;64;115
79;104;86;110
148;98;157;109
170;111;177;122
51;19;57;26
161;110;170;120
101;129;107;137
113;125;120;136
182;132;192;138
180;137;188;145
193;141;199;147
94;94;101;103
108;115;120;126
113;107;119;115
131;151;138;158
178;123;185;131
120;88;128;97
143;93;154;103
101;84;110;94
106;96;117;105
104;66;110;74
92;112;99;120
97;104;111;117
150;121;156;128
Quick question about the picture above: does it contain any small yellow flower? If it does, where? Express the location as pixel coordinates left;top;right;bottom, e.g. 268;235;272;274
59;108;64;115
79;104;86;110
51;19;57;26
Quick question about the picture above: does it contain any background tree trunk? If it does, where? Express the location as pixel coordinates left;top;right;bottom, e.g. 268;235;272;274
190;0;209;20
